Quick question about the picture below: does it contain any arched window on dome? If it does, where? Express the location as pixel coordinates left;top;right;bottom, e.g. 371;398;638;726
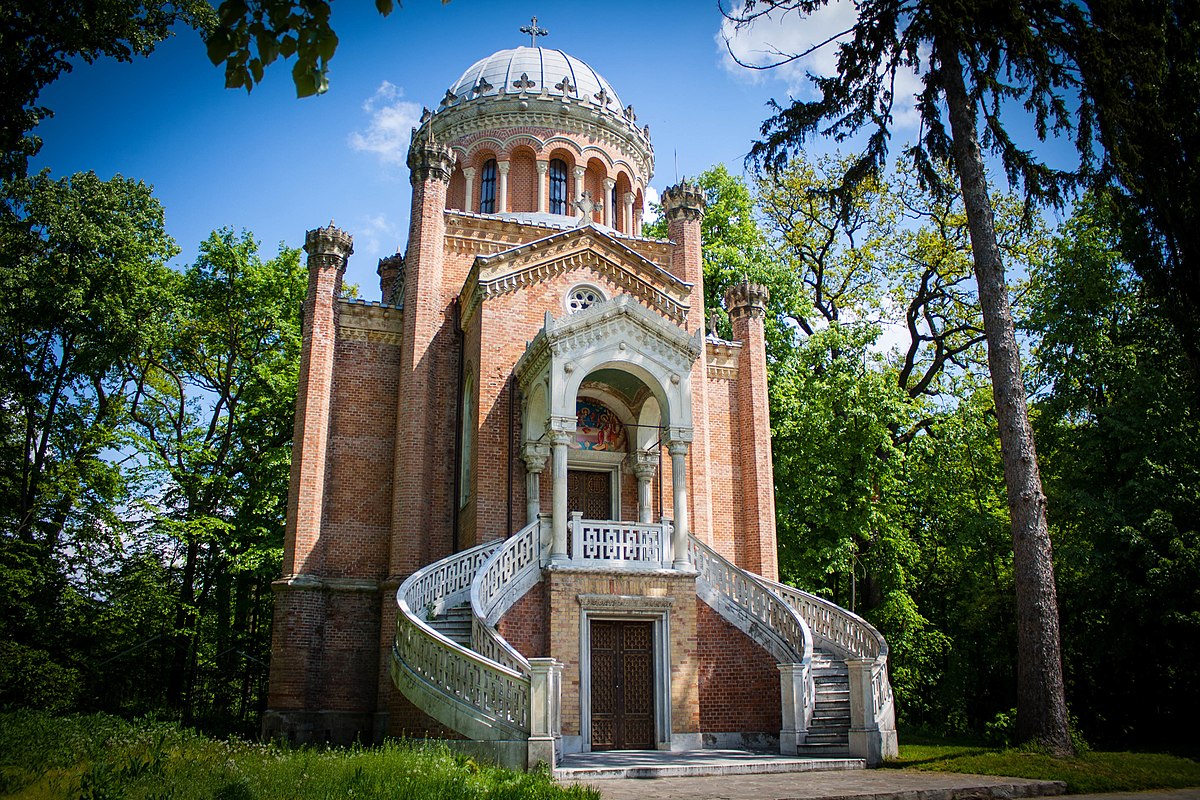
479;159;497;214
549;159;568;215
611;183;619;229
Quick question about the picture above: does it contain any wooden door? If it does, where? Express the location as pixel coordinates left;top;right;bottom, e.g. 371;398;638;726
567;469;612;520
590;620;655;750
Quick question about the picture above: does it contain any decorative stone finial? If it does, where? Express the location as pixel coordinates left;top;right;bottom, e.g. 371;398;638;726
407;140;455;185
725;281;769;321
377;253;405;306
304;225;354;266
520;15;548;47
661;181;706;223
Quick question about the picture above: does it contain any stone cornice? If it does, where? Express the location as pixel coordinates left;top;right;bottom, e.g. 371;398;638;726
337;299;403;346
458;225;692;326
272;574;380;593
706;339;742;380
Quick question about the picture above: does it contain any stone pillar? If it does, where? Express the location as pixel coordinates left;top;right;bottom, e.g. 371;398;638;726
630;450;657;524
282;224;353;576
462;166;476;213
778;662;810;754
726;281;778;581
527;658;563;769
573;165;586;207
377;252;403;306
603;177;616;227
667;432;692;569
536;160;549;214
497;160;510;214
661;182;713;546
522;441;550;526
623;191;635;234
267;223;351;742
549;423;574;563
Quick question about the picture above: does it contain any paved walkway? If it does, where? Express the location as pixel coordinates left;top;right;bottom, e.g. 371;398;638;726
562;770;1200;800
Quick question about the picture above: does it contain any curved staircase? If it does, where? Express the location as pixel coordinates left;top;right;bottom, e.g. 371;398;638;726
390;519;896;771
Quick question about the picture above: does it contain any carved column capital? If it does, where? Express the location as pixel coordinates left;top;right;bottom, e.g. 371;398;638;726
497;159;511;175
522;440;551;472
536;160;549;175
629;450;658;480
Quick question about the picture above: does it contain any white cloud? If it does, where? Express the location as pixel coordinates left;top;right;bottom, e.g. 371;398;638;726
717;1;925;129
348;81;423;165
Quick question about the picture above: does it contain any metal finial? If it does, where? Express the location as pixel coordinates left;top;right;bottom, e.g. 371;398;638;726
520;15;548;47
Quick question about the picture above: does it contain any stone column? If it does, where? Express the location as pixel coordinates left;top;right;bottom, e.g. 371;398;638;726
549;422;574;563
522;441;550;526
573;165;586;207
527;657;563;769
603;177;616;227
462;166;476;213
623;191;635;234
536;160;549;213
666;432;692;569
497;160;510;214
630;450;658;524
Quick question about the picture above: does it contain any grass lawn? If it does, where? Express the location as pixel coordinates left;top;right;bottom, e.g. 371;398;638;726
0;711;599;800
887;736;1200;793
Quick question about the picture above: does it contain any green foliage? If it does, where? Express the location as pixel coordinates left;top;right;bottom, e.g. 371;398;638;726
0;1;213;181
0;711;601;800
1026;192;1200;750
204;0;450;98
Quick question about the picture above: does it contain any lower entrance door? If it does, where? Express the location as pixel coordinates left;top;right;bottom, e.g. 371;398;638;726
590;620;655;750
567;469;612;520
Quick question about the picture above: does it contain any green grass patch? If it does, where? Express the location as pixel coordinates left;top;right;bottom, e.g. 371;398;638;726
0;710;598;800
887;739;1200;793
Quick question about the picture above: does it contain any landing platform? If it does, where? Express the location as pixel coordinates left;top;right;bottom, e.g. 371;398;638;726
553;749;865;781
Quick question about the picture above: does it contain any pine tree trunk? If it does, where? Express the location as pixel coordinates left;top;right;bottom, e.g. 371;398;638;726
937;38;1074;757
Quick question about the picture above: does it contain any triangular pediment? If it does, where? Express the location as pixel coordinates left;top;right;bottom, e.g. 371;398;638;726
459;224;692;326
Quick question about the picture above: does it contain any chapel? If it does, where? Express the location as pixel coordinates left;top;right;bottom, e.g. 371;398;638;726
263;35;897;770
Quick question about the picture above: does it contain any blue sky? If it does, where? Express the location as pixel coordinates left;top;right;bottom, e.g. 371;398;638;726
31;2;815;294
31;1;1077;297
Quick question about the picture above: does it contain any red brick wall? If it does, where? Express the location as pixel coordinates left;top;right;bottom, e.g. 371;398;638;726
496;580;548;658
705;374;742;564
696;598;781;735
508;150;537;213
732;308;778;581
321;335;400;579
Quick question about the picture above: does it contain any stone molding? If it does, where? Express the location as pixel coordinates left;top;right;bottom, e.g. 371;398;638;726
336;299;404;345
459;225;691;325
706;339;742;380
575;593;675;611
444;212;672;259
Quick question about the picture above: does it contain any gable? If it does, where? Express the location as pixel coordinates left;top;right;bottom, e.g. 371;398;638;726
458;224;692;326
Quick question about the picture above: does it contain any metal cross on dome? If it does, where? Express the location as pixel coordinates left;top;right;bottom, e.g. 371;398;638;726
521;16;548;47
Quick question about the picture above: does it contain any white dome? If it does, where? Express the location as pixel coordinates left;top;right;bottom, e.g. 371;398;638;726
446;47;623;109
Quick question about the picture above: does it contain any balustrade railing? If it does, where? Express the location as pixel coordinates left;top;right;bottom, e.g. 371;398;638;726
569;513;670;568
393;541;532;739
470;520;542;674
687;536;811;664
758;576;887;661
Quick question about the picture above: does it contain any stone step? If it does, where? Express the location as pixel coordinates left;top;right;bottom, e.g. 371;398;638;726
554;750;865;781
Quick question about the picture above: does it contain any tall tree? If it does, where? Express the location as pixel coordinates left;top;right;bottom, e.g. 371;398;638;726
0;171;177;652
1067;0;1200;383
128;229;302;716
726;0;1077;753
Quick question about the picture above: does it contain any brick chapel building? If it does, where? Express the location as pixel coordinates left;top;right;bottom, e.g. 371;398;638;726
264;40;896;770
